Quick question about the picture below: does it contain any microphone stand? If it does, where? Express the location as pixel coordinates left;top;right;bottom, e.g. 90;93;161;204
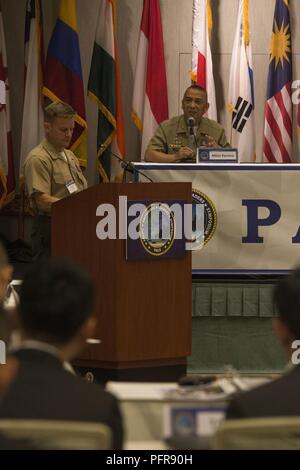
187;118;198;161
100;146;154;183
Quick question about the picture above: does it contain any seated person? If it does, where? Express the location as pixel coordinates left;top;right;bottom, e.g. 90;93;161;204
226;268;300;419
0;258;123;449
145;85;230;163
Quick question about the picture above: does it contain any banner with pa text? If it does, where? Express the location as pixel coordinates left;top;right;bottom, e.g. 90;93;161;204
134;163;300;273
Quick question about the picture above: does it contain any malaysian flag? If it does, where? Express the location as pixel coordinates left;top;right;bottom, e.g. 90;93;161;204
263;0;292;163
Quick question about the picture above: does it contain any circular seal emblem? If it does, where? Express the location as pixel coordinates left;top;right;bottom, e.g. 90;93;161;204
199;150;209;161
173;411;196;436
192;189;217;245
139;202;175;256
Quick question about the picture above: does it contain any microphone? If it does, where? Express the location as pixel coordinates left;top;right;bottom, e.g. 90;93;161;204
99;145;154;183
187;117;198;150
187;116;195;127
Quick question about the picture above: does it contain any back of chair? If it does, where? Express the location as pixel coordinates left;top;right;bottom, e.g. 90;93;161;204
0;419;112;450
213;416;300;450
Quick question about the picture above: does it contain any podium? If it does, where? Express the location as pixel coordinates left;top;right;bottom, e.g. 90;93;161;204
52;183;192;381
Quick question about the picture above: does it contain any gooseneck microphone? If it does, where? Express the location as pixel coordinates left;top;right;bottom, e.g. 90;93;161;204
187;116;195;128
99;145;153;183
187;117;198;149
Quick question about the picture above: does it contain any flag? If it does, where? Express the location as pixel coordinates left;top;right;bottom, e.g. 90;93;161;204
20;0;45;184
88;0;125;182
0;6;15;208
228;0;255;162
132;0;169;159
191;0;217;120
43;0;87;167
298;93;300;138
263;0;292;163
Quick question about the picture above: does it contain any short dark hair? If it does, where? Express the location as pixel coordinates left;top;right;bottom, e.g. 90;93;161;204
44;102;76;123
183;85;208;101
19;258;95;344
274;268;300;339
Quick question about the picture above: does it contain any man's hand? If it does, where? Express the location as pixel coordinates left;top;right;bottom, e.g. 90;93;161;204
145;147;195;163
175;146;195;161
34;193;60;213
204;136;220;148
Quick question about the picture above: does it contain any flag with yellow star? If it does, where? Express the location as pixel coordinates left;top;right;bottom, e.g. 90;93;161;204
263;0;293;163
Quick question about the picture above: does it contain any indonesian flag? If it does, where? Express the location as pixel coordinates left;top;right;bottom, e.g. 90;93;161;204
0;7;15;208
132;0;169;160
191;0;217;120
20;0;45;185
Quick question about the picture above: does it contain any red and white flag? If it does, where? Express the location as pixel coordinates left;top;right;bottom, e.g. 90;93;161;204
191;0;217;120
20;0;45;184
132;0;169;159
0;6;15;208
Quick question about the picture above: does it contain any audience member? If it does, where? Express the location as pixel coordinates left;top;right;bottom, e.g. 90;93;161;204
226;268;300;419
0;258;123;449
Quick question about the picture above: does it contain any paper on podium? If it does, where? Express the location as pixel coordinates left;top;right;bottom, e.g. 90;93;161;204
106;377;271;403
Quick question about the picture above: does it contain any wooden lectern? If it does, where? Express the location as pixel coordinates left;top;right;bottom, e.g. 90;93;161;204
52;183;192;381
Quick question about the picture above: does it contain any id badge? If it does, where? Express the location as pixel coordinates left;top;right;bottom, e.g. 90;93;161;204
66;181;78;194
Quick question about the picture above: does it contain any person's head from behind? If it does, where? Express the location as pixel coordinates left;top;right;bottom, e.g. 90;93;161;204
273;267;300;358
182;85;209;125
18;258;96;360
44;101;76;152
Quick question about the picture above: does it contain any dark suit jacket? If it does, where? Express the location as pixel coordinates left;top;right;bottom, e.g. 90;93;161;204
226;365;300;419
0;349;123;449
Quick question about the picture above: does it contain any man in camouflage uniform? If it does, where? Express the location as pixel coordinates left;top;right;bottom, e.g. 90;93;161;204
24;102;87;260
145;85;230;163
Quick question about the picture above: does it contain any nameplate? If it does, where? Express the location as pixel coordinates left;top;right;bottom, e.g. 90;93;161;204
164;405;225;438
197;148;238;163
